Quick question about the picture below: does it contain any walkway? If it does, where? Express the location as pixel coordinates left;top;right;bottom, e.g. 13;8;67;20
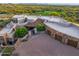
12;32;79;56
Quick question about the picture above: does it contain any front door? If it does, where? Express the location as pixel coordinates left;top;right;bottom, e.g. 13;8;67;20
31;29;35;35
7;38;14;45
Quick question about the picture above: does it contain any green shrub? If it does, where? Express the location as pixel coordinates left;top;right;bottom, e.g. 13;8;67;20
0;20;11;28
2;47;14;56
36;23;45;31
49;12;60;16
14;27;28;38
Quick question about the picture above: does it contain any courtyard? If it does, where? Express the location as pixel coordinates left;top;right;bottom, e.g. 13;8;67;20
12;32;79;56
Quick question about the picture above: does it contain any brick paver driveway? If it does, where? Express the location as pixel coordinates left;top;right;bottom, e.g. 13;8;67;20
12;32;79;56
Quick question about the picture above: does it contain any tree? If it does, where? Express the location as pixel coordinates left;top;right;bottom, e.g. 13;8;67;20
49;12;60;16
14;27;28;38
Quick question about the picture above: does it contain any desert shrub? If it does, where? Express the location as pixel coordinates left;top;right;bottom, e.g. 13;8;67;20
14;27;28;38
2;47;14;56
0;20;11;28
36;23;45;31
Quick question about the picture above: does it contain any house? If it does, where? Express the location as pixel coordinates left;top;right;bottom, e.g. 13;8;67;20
0;15;79;48
12;15;28;26
0;15;43;46
0;15;32;46
0;22;15;46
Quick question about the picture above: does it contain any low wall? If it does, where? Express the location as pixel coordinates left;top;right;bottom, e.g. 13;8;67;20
45;25;79;48
14;39;21;49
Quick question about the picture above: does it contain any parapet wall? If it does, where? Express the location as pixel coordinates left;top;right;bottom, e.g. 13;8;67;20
45;25;79;48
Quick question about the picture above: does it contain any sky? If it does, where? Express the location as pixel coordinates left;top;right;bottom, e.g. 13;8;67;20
0;0;79;4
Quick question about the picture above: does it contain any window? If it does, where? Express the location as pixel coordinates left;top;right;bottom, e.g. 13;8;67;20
24;18;27;22
12;18;18;23
0;39;3;45
0;37;4;46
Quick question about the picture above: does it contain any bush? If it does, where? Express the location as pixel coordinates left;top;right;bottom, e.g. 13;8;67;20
49;12;60;16
0;20;11;28
14;27;28;38
36;23;45;31
2;47;14;56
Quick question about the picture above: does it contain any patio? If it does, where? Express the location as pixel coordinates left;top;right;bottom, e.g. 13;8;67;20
12;32;79;56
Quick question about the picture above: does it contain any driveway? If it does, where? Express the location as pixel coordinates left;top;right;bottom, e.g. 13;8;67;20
12;32;79;56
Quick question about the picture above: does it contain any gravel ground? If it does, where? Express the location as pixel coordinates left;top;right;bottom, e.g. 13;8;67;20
12;32;79;56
